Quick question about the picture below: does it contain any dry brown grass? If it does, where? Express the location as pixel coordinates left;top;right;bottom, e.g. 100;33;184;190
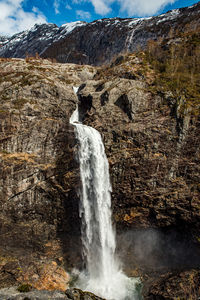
0;152;37;164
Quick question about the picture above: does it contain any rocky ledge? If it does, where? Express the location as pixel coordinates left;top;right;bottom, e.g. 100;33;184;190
0;287;104;300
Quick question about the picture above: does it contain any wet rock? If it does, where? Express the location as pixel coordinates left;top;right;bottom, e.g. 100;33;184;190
65;288;105;300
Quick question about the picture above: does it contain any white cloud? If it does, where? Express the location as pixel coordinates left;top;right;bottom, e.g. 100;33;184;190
82;0;177;16
76;9;91;18
90;0;112;14
118;0;176;16
0;0;46;36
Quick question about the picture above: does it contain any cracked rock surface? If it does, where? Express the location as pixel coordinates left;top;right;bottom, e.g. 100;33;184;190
0;56;199;299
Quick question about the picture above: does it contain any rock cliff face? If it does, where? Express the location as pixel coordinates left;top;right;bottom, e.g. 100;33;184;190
0;55;199;299
0;2;200;65
0;57;96;290
82;75;200;234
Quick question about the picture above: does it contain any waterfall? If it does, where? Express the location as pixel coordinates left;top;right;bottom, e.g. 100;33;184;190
70;90;140;300
125;28;136;52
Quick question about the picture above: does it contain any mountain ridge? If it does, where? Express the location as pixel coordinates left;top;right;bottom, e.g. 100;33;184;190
0;1;200;65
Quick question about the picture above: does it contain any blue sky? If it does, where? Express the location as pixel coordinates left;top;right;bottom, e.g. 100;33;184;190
0;0;199;35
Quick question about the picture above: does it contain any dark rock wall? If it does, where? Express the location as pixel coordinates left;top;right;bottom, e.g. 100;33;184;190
42;20;131;65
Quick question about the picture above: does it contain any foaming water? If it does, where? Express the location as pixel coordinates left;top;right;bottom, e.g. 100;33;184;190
70;103;140;300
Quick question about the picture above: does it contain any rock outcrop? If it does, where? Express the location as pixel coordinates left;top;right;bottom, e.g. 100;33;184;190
0;287;104;300
0;287;68;300
0;54;199;299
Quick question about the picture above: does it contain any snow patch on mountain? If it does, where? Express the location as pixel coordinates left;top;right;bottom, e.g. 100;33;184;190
156;8;180;24
54;21;87;42
0;2;199;60
60;21;86;33
128;19;142;27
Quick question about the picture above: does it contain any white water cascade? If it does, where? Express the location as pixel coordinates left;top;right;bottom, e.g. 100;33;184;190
70;89;139;300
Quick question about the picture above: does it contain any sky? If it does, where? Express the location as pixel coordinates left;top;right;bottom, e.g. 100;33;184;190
0;0;199;36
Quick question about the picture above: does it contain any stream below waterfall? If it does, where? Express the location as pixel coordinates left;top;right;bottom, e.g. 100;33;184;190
70;87;141;300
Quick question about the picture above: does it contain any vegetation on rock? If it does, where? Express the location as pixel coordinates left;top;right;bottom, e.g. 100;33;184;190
17;283;32;293
144;27;200;117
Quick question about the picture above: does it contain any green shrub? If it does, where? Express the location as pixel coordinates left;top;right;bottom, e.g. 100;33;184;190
17;283;32;293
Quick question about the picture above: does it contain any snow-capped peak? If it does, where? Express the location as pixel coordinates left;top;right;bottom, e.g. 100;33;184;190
60;21;87;34
0;1;199;62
